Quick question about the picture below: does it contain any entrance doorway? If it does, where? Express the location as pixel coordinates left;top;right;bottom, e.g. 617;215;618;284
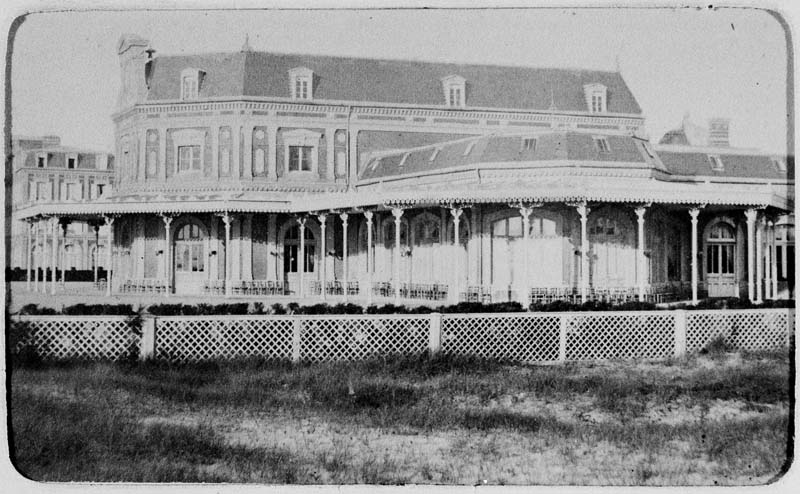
705;222;737;297
174;222;206;294
283;225;315;293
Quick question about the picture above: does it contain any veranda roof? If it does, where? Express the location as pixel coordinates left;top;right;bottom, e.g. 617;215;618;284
15;175;790;219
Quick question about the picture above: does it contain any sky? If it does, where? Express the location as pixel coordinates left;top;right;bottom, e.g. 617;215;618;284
7;6;791;155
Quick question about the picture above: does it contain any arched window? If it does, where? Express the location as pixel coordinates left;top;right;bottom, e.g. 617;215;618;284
414;217;440;246
284;225;315;273
175;223;205;273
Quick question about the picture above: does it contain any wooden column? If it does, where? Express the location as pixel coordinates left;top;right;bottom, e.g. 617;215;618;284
60;220;69;286
161;215;173;296
93;222;100;284
317;213;328;300
104;216;115;297
765;220;773;300
392;208;404;303
450;207;464;303
25;220;32;291
340;212;349;302
689;207;701;305
364;211;374;305
770;221;779;298
574;203;590;303
745;208;757;302
50;217;58;295
635;205;649;302
222;212;232;297
34;220;41;292
298;216;307;298
756;217;764;304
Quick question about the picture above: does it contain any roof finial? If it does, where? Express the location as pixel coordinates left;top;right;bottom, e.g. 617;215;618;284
241;33;252;52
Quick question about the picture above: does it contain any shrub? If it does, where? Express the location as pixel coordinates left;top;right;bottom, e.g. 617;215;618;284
62;304;135;315
17;304;58;316
270;303;287;315
700;334;735;355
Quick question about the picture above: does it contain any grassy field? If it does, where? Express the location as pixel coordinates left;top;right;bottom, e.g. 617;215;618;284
8;349;792;485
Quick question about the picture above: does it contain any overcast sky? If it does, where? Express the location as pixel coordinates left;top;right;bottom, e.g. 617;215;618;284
9;6;790;154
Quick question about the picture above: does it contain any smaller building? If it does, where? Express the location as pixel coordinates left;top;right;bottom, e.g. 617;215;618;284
10;135;114;276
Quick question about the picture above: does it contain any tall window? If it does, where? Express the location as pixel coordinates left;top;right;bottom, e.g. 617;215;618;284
290;67;314;100
288;146;313;172
448;87;461;107
775;224;795;284
295;78;309;99
67;157;76;169
66;182;80;201
442;75;466;107
181;74;198;100
37;155;45;168
284;225;315;273
178;145;201;172
706;223;735;276
591;93;604;113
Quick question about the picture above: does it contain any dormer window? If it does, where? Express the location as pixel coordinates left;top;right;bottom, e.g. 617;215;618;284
594;137;610;153
584;83;607;113
289;67;314;100
772;158;787;172
708;155;724;171
180;68;203;100
398;153;409;169
36;153;46;168
442;75;466;108
521;138;537;151
67;154;77;169
429;148;440;162
463;140;476;156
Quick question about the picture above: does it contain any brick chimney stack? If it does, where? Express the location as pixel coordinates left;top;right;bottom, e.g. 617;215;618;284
708;118;730;147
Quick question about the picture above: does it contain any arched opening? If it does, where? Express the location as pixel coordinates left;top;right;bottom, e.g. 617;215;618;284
381;217;409;284
705;221;737;297
411;213;441;283
490;215;523;287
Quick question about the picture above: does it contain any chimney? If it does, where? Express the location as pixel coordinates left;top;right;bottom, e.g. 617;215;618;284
117;34;151;110
41;135;61;147
708;118;730;147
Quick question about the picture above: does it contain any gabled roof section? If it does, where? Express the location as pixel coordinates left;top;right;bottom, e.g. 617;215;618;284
359;131;657;181
146;52;246;100
656;146;793;180
146;51;642;114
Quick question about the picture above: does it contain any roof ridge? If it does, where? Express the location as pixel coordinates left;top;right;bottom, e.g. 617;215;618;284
155;50;622;75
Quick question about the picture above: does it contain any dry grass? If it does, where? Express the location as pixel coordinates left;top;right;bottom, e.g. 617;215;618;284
8;350;791;485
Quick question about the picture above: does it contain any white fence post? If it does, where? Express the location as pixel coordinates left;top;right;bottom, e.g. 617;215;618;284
292;317;302;362
674;309;687;358
139;316;156;361
429;313;443;354
558;314;568;362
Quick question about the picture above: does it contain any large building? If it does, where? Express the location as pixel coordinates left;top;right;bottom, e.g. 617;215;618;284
13;34;794;303
9;135;114;276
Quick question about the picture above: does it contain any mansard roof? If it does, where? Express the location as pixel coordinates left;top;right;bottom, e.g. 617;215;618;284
145;51;642;114
656;146;792;180
359;132;660;181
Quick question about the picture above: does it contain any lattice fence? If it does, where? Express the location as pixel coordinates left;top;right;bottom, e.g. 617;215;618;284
300;315;429;361
155;316;294;362
10;309;793;364
686;309;791;353
565;312;676;361
441;313;561;362
12;316;137;360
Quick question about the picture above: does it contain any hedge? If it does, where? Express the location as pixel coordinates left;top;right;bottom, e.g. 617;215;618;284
12;298;794;316
6;267;108;282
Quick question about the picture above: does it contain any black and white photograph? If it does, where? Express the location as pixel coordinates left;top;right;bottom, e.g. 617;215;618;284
3;1;795;488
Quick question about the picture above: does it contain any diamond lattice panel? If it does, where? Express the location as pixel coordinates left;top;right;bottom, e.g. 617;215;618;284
441;314;561;362
300;316;429;362
13;317;136;361
156;317;294;362
566;312;675;361
686;310;790;353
